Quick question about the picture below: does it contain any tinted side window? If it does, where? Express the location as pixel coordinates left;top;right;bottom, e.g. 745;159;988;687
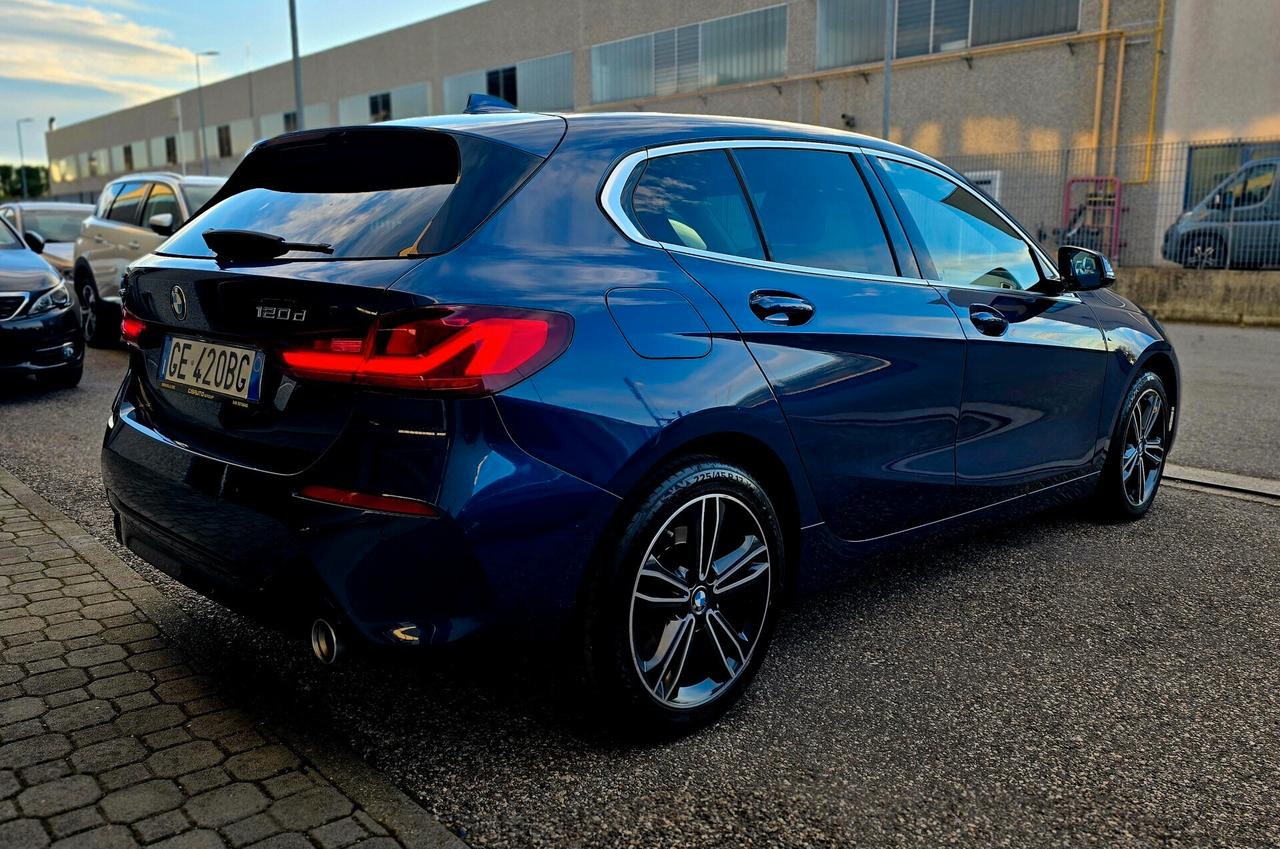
142;183;180;224
97;184;123;218
629;150;764;260
733;148;897;275
1240;164;1276;207
107;181;148;225
878;158;1039;290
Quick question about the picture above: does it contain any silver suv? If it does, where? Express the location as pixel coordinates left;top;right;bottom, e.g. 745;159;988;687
73;173;223;345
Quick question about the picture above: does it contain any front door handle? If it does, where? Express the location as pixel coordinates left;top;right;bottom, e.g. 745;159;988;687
749;291;815;326
127;241;141;250
93;235;105;244
969;304;1009;336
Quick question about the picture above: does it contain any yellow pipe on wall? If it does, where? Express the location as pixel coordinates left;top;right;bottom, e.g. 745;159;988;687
1130;0;1169;185
1108;35;1128;176
1090;0;1113;173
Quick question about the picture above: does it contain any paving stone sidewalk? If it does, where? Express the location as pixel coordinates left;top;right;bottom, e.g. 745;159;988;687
0;468;464;849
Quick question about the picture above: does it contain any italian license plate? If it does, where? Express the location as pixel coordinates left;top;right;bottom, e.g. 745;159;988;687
158;335;265;403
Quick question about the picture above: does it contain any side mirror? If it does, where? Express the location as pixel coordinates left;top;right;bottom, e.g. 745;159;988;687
148;212;175;236
23;230;45;254
1057;245;1115;292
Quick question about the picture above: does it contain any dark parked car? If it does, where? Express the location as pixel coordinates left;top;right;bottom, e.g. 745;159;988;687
0;201;93;281
0;217;83;387
102;112;1179;732
1163;157;1279;269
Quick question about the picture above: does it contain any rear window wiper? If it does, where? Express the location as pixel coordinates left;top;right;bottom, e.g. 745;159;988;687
202;228;334;260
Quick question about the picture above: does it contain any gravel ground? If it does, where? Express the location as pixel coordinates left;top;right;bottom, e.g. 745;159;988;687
1164;322;1280;480
1;338;1278;848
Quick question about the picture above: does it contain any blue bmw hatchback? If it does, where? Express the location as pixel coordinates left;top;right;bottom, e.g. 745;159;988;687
103;110;1178;731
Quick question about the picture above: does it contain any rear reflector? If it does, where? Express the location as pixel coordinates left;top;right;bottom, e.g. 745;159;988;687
298;485;438;517
280;305;571;395
121;310;146;348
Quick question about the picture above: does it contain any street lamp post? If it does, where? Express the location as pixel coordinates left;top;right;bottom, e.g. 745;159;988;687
882;0;895;139
15;118;33;199
193;50;219;176
289;0;305;130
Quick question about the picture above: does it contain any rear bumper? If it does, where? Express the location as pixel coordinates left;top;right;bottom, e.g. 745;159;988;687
0;306;82;375
102;384;619;647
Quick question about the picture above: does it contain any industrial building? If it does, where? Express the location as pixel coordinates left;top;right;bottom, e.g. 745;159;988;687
42;0;1280;265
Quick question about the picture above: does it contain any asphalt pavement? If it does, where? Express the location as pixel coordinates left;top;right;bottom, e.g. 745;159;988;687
0;322;1278;848
1165;322;1280;480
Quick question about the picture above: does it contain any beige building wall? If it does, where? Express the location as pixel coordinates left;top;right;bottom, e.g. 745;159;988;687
44;0;1270;219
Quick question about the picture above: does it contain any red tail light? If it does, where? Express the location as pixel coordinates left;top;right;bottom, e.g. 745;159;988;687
298;485;437;516
121;310;147;348
280;306;572;395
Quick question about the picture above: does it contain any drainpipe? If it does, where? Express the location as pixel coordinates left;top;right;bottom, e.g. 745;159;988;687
1136;0;1168;184
1107;36;1128;176
1090;0;1112;174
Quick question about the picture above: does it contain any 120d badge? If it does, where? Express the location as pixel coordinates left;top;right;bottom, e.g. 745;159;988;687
255;302;307;322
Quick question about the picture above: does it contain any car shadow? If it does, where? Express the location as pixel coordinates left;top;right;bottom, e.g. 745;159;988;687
151;496;1096;759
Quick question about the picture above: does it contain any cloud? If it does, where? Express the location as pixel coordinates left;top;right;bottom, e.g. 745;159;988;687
0;0;209;104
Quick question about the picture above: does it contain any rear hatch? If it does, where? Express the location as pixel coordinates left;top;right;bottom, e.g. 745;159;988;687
121;121;559;474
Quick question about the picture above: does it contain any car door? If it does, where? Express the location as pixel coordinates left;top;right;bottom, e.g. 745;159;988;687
869;154;1108;509
78;184;121;284
1225;161;1277;266
136;182;178;256
623;144;966;541
96;180;149;295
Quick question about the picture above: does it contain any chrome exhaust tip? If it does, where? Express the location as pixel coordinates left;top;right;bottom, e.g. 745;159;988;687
309;618;342;665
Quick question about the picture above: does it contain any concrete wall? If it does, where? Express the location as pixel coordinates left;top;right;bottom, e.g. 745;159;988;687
46;0;1177;201
1117;267;1280;326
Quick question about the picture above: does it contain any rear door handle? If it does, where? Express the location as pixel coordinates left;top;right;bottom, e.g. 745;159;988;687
749;291;815;326
127;241;140;250
93;235;105;244
969;304;1009;336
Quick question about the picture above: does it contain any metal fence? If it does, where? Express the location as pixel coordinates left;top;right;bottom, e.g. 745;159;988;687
948;137;1280;269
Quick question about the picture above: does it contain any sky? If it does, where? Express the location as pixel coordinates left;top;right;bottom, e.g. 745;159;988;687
0;0;485;165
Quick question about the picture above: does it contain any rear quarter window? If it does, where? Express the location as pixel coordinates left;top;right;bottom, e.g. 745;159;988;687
159;128;541;260
628;150;764;260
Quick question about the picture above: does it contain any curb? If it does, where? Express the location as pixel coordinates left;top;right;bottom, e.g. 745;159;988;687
0;464;468;849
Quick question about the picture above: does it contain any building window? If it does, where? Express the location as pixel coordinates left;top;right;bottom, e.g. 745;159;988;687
444;53;572;113
123;145;134;172
591;5;788;104
369;92;391;123
485;67;517;104
284;111;298;133
817;0;1079;69
964;169;1003;202
216;125;232;159
165;136;178;165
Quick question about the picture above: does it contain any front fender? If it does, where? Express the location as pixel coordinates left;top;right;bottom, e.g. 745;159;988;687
1088;299;1180;462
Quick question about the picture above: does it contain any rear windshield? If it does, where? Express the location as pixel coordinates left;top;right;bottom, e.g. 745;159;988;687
159;127;541;260
182;184;221;214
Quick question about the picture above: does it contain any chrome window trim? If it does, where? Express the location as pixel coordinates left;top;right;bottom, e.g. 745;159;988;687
599;138;1078;302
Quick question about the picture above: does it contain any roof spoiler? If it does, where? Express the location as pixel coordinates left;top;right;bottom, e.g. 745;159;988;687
464;93;518;114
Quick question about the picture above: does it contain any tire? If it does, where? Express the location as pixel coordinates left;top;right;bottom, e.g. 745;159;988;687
1093;370;1170;521
40;361;83;390
77;272;114;348
583;457;785;736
